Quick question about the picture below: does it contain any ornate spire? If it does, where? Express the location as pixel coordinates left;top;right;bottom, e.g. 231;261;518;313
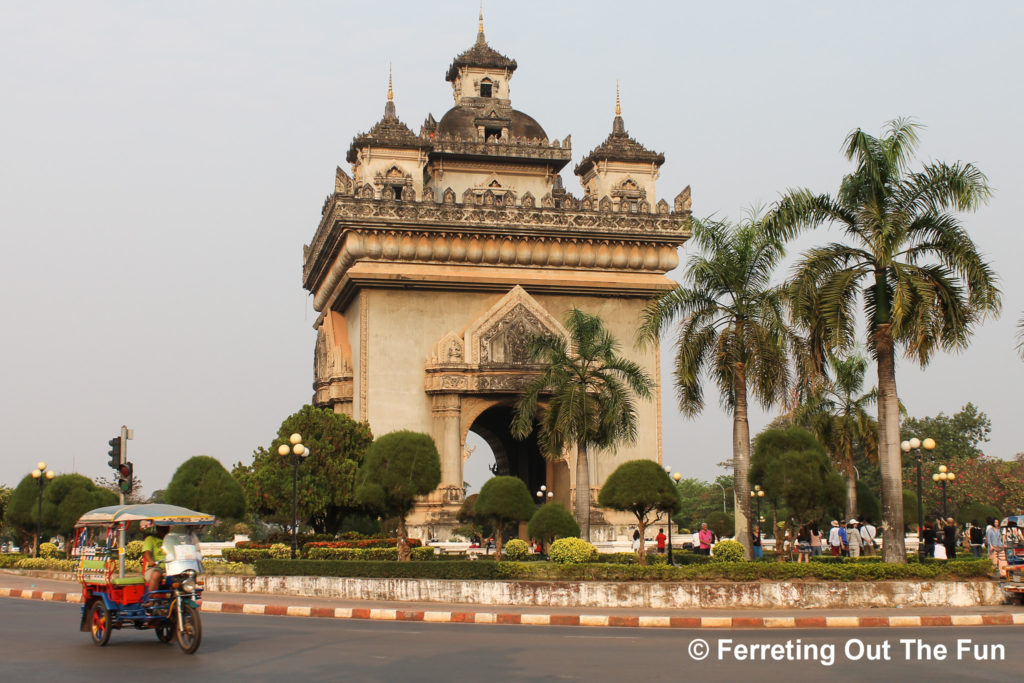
612;82;625;134
387;63;393;102
445;7;517;82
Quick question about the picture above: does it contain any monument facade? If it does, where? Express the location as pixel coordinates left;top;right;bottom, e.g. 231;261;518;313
302;17;691;540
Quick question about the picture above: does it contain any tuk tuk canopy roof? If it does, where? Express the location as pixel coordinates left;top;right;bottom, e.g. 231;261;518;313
75;503;216;527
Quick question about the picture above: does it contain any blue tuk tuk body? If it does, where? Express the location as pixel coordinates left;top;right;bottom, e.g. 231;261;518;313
72;504;215;653
1001;515;1024;605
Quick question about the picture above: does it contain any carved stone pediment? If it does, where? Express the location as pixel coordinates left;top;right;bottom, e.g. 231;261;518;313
466;286;568;366
426;286;570;392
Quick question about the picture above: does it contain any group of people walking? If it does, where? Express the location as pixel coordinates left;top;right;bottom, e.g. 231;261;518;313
921;517;1021;569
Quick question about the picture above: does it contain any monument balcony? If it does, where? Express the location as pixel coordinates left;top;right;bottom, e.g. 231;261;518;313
303;191;691;304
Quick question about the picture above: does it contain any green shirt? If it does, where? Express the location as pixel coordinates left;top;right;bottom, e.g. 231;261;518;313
142;535;166;564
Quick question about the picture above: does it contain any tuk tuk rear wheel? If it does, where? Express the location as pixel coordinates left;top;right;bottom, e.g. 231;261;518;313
155;622;174;643
89;602;111;646
175;603;202;654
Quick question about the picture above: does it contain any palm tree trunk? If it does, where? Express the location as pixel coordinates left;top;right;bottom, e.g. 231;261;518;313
874;324;906;563
845;443;858;521
576;443;591;541
733;363;753;560
845;472;857;522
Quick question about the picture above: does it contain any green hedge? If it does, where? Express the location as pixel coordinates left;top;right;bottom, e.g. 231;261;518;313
254;558;994;582
254;559;507;580
305;547;435;561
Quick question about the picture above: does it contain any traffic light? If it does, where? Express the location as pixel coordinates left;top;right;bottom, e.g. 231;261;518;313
107;436;122;470
117;462;133;493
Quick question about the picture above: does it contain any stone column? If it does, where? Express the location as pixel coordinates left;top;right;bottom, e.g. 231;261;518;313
431;393;462;490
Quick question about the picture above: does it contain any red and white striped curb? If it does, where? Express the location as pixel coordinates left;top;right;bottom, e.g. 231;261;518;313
3;588;1021;629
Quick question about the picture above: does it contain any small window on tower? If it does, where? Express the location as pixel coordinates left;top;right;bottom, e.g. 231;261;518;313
485;126;502;141
480;79;493;97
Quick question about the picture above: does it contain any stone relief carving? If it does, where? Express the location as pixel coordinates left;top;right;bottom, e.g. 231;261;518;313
674;185;692;213
479;303;546;365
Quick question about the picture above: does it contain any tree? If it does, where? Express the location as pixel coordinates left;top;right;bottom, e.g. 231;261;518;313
855;479;881;524
598;460;681;565
355;431;441;561
473;476;536;560
795;353;877;520
769;118;1000;562
750;426;846;525
233;405;373;533
526;502;579;550
706;511;735;538
512;308;654;541
166;456;246;519
93;473;146;504
5;474;117;546
638;215;791;559
900;404;995;517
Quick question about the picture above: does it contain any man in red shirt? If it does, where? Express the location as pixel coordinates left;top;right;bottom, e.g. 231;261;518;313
656;528;667;554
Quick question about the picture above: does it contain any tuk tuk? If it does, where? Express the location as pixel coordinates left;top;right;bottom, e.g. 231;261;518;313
1000;515;1024;605
72;503;215;653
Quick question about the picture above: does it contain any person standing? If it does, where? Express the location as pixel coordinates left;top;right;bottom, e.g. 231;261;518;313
968;521;985;558
809;522;823;557
986;518;1004;576
796;524;811;563
860;519;876;556
922;522;937;558
698;523;714;556
656;528;667;555
828;520;844;557
846;520;861;557
942;517;958;560
631;528;641;553
752;526;763;559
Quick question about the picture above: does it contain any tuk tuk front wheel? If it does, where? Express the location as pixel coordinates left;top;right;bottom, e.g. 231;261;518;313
89;602;112;646
155;621;174;643
175;603;202;654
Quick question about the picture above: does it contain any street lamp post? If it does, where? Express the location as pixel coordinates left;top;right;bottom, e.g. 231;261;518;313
30;461;55;558
714;482;727;513
277;433;309;560
750;484;765;543
901;436;936;560
664;466;683;565
535;484;554;503
933;465;956;519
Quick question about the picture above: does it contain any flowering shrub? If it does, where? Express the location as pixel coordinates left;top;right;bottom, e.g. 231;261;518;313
125;540;144;561
205;561;255;575
269;543;291;559
39;543;61;559
503;539;529;560
548;538;598;564
16;557;77;571
711;539;745;562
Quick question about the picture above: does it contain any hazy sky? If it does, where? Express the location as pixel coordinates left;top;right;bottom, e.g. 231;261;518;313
2;1;1021;496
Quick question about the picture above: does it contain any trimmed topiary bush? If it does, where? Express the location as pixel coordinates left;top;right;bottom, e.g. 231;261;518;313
548;537;598;564
39;542;60;559
711;539;745;562
125;540;144;561
503;539;529;560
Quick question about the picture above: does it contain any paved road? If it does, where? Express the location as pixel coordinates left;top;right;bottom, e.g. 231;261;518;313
3;598;1022;682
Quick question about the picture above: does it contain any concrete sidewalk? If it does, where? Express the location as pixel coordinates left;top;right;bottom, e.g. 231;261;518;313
3;571;1022;630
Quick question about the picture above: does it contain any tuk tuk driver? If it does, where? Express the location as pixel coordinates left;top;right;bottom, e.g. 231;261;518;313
140;521;169;592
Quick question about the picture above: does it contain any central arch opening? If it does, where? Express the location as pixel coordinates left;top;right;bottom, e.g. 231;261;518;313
464;404;546;498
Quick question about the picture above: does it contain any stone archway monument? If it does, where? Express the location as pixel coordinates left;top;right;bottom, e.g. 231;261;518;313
302;19;690;539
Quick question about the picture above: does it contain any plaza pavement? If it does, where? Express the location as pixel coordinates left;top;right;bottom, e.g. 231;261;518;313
2;570;1022;630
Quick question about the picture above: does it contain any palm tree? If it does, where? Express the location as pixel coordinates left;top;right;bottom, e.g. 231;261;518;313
795;353;878;521
638;215;790;559
1017;313;1024;360
768;118;1000;562
512;308;654;540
